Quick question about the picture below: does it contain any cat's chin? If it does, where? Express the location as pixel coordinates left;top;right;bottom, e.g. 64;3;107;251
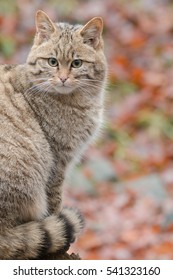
53;86;75;95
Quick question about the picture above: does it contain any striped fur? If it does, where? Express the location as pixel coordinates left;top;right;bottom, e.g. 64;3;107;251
0;11;107;259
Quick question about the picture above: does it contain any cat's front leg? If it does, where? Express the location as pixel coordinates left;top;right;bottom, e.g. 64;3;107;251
47;175;64;214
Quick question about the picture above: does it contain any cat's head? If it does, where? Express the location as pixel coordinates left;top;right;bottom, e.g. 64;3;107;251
27;10;107;95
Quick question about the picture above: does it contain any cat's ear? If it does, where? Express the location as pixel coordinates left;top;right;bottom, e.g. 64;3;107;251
35;10;56;44
80;17;103;49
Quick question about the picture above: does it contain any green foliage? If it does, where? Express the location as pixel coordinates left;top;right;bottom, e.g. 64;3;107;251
137;109;173;139
0;0;17;15
108;81;138;102
0;36;16;58
49;0;78;16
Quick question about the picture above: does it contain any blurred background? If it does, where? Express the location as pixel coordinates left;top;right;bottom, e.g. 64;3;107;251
1;0;173;259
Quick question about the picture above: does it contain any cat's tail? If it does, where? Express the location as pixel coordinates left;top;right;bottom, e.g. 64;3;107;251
0;207;84;260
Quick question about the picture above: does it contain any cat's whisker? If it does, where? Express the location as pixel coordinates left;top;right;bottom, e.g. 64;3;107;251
79;78;103;83
77;86;95;97
79;79;101;84
77;81;102;91
41;84;53;95
26;81;51;95
78;78;102;84
80;82;103;93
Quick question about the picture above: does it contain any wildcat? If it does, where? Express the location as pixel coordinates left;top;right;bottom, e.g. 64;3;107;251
0;10;107;259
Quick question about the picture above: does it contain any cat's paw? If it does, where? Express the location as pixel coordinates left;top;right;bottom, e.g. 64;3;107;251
58;207;85;252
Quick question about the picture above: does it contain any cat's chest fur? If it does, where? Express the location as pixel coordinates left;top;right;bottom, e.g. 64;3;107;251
26;91;103;176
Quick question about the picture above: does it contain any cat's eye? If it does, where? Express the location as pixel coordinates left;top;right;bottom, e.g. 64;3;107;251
71;59;83;68
48;58;58;67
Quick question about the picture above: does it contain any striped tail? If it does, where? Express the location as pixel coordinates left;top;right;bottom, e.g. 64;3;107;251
0;207;84;259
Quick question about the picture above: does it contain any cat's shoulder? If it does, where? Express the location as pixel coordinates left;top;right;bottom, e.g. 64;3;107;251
0;64;16;74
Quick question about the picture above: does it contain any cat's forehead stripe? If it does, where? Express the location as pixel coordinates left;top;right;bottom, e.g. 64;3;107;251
53;23;82;60
55;40;74;61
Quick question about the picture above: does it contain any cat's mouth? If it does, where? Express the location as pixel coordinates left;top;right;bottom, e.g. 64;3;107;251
46;77;78;95
53;84;76;95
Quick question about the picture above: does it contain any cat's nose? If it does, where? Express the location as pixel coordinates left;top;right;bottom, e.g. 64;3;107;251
59;77;68;84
